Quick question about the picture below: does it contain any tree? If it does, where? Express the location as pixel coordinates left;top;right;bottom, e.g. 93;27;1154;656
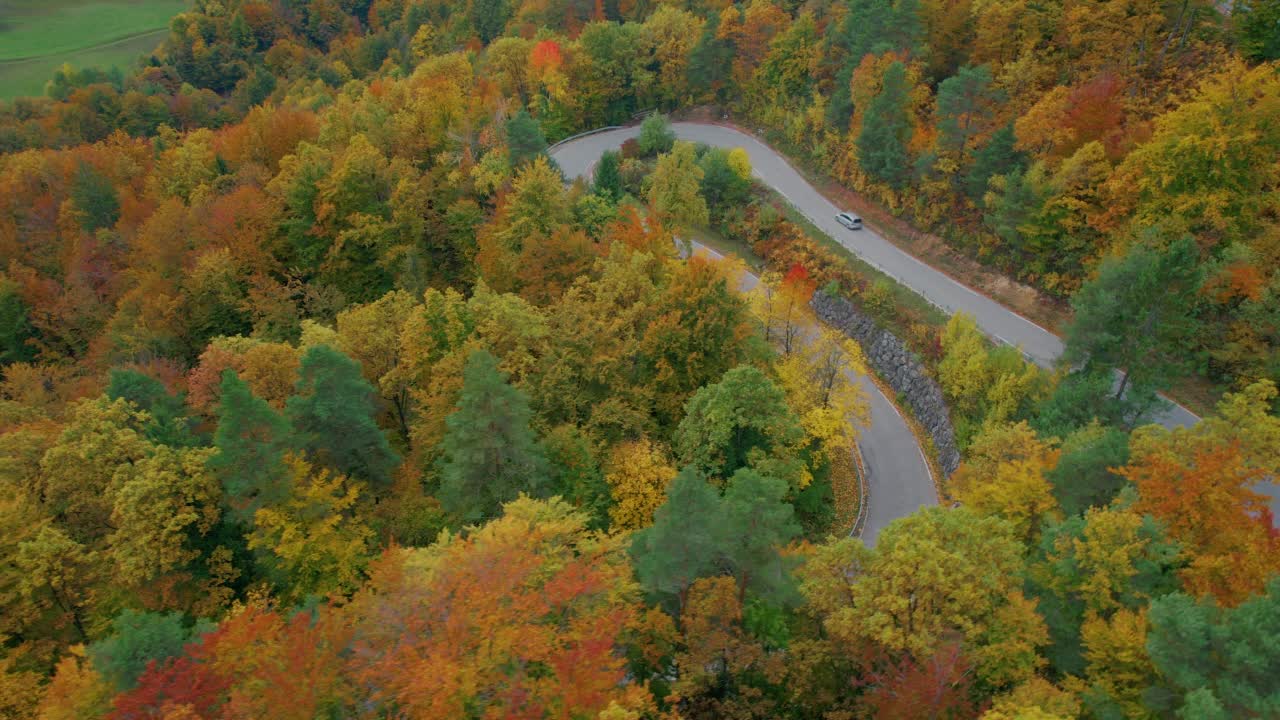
648;140;708;228
594;149;623;200
1107;61;1280;247
248;454;372;603
38;397;152;543
1077;608;1156;718
435;350;549;522
637;113;676;156
671;576;780;718
107;445;221;592
857;61;913;189
469;0;511;42
544;424;610;528
699;147;752;215
1146;580;1280;717
0;277;35;365
641;257;758;426
87;610;199;691
1123;431;1280;605
345;496;652;718
719;468;801;604
1047;422;1130;515
966;123;1023;202
106;369;197;447
800;508;1026;657
935;65;997;154
69;161;120;233
505;110;549;168
630;467;725;610
208;371;292;524
674;365;804;486
1236;0;1280;61
335;289;418;442
605;439;677;531
1063;236;1202;412
287;344;399;488
949;422;1059;543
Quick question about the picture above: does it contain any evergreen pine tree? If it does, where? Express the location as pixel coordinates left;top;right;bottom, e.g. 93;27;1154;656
630;466;726;610
287;345;400;487
720;468;801;604
106;369;198;447
208;370;292;523
593;149;623;200
436;350;549;522
506;110;549;168
965;123;1024;203
857;61;913;188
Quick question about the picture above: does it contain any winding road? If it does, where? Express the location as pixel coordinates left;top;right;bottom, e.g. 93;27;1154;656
550;121;1241;539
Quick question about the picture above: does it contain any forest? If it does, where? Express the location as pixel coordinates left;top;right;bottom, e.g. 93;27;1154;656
0;0;1278;717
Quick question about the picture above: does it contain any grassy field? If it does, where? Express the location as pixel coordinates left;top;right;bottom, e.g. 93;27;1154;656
0;0;186;99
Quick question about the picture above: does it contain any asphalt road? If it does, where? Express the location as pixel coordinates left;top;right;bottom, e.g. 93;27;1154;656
553;127;939;545
550;121;1270;533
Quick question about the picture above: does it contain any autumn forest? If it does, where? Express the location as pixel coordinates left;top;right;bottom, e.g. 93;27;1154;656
0;0;1278;717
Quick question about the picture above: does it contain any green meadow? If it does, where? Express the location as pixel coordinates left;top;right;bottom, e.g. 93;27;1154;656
0;0;187;99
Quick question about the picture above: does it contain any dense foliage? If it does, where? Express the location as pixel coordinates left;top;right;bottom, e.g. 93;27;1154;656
0;0;1278;717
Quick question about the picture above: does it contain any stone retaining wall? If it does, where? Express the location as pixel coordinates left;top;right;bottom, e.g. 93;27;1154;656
811;291;961;476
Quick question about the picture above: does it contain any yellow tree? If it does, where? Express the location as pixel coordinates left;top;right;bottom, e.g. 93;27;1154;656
939;312;991;415
107;445;225;608
799;508;1028;658
748;270;811;357
248;455;373;604
949;421;1059;543
1074;608;1156;718
605;439;677;531
774;324;868;463
336;289;419;440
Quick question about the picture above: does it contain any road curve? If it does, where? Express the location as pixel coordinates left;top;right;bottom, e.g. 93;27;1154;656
552;122;1200;431
552;127;939;545
551;122;1280;532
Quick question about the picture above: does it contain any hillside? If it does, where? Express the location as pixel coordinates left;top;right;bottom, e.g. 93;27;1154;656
0;0;1278;718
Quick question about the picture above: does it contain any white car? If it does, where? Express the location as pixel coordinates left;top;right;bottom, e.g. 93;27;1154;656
836;212;863;230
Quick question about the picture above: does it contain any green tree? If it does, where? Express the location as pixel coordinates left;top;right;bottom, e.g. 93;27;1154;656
505;110;549;168
638;113;676;156
470;0;511;43
630;467;725;610
965;123;1023;203
1147;579;1280;716
1032;367;1130;437
436;350;549;522
1047;422;1130;515
209;370;292;524
675;365;804;484
544;424;611;529
699;147;752;216
0;277;35;365
935;65;997;154
106;369;197;447
1063;236;1203;413
287;345;399;488
720;468;800;604
70;161;120;233
857;61;913;188
1236;0;1280;61
88;610;201;691
593;149;623;200
649;140;708;228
